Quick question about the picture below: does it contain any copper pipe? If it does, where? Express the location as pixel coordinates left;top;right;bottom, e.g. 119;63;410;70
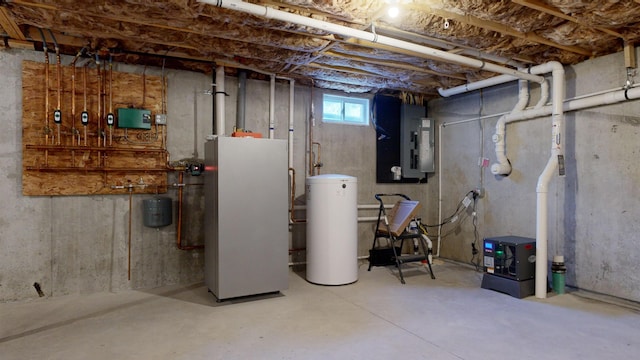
96;55;101;148
308;80;314;176
109;56;113;146
102;60;107;147
83;63;88;146
51;31;61;146
70;48;84;161
71;57;77;147
96;55;102;168
312;141;322;175
177;172;204;250
128;186;133;281
288;167;306;223
37;28;50;165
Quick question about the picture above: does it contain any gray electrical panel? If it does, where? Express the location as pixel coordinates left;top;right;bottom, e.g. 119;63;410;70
400;104;435;178
204;137;289;301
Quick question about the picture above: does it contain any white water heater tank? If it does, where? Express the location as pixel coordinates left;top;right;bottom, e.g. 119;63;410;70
306;174;358;285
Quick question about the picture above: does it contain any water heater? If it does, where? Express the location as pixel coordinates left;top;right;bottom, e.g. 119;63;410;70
306;174;358;285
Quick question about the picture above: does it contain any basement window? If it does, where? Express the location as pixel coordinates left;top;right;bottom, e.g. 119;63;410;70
322;94;369;126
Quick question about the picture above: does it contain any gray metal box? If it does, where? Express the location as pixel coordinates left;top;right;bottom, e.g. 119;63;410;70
400;105;434;178
204;137;289;301
483;236;536;281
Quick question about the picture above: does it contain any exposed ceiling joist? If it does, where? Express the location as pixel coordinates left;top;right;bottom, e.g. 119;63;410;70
407;3;593;57
512;0;624;39
0;6;25;40
2;0;638;96
322;50;467;80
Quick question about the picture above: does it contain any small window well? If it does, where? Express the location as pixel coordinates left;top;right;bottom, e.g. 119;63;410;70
322;94;369;126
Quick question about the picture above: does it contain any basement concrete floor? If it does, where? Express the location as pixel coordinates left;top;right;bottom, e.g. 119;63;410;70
1;260;639;359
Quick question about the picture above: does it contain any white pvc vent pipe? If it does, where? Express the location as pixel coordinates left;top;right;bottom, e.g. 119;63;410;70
464;64;640;299
491;62;564;177
198;0;545;84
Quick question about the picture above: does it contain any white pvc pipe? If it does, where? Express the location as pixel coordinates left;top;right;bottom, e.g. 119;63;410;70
269;74;275;139
215;65;225;136
288;79;295;169
198;0;545;84
357;216;381;222
293;204;393;210
436;83;640;268
536;80;549;109
439;74;518;97
535;62;565;298
491;62;564;176
535;151;558;298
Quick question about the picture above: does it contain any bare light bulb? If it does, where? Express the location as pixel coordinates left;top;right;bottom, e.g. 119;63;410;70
388;6;399;18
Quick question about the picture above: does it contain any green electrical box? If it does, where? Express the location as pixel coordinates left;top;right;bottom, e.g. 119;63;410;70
117;108;152;130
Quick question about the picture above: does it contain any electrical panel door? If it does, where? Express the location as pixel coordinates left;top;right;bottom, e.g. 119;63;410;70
401;104;434;178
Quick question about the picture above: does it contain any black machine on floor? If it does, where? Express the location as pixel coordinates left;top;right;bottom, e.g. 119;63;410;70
367;193;435;284
481;236;536;298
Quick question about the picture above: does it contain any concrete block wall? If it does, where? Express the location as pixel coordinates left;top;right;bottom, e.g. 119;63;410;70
430;49;640;302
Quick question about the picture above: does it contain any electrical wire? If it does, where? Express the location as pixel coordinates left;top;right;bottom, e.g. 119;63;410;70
470;196;481;271
422;190;475;228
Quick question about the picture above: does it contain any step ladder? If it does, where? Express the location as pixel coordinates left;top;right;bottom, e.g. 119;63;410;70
367;194;435;284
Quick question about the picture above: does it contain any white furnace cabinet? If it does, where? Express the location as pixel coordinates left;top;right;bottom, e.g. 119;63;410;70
204;137;289;301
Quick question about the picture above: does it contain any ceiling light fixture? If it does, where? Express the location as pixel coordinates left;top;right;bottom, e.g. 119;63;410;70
387;6;400;18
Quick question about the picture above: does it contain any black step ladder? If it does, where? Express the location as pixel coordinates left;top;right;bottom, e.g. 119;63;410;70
367;194;436;284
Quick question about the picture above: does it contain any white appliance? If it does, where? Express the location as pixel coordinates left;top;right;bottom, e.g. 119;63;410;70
306;174;358;285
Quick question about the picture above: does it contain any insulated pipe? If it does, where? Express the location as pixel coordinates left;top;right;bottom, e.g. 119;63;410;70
269;74;275;139
236;69;246;131
198;0;545;84
288;79;295;169
215;65;225;136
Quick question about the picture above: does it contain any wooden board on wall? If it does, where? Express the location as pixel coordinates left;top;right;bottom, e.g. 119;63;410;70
22;60;169;196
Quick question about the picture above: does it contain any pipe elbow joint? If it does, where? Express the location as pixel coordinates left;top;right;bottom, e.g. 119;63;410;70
437;87;451;98
491;162;512;176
